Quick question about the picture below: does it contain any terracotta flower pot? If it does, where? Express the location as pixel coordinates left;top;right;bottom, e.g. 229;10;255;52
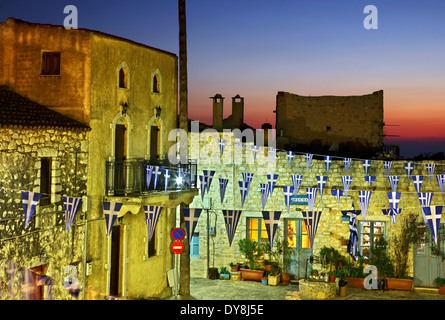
281;273;291;284
345;277;365;289
439;285;445;295
241;269;264;282
386;278;413;291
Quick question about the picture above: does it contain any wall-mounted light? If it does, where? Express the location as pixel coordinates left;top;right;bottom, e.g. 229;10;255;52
155;106;162;118
121;102;128;116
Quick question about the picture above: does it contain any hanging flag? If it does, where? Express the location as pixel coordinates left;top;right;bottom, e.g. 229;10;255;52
163;169;171;192
146;165;154;190
152;166;163;190
251;145;259;161
203;170;216;194
239;181;250;207
305;153;313;171
362;160;372;176
182;208;202;244
383;161;392;176
365;176;376;185
291;174;303;195
267;173;279;196
260;183;270;210
262;211;282;249
302;210;322;249
199;175;206;201
426;163;436;182
404;162;414;181
342;176;353;199
21;191;41;229
144;205;163;242
234;141;244;149
387;192;402;212
422;206;443;244
343;158;352;175
331;189;343;204
218;139;226;155
306;188;318;211
324;156;332;174
63;196;82;233
418;192;433;207
219;178;229;203
242;172;254;184
387;175;400;193
412;175;424;193
222;210;242;246
268;147;276;163
282;186;294;213
358;190;372;221
103;201;123;238
317;176;328;197
341;208;361;260
287;151;295;168
383;208;402;227
437;175;445;196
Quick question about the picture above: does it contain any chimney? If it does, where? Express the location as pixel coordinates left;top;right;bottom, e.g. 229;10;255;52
211;93;224;131
232;94;244;128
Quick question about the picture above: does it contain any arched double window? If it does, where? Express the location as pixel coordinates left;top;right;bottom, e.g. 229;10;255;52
152;69;162;94
117;62;130;89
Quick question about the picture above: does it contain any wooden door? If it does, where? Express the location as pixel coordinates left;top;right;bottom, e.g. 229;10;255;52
285;219;312;279
150;125;159;160
110;225;121;296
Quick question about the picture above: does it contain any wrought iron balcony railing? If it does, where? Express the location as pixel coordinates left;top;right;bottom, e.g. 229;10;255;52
105;158;197;196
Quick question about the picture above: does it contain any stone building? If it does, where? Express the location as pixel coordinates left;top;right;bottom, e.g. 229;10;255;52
275;91;386;157
0;86;90;299
0;18;197;299
187;131;444;288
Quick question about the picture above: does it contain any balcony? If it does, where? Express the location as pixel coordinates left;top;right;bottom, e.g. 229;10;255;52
105;158;197;196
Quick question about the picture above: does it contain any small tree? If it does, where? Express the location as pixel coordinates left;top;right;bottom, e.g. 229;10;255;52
369;237;394;285
238;238;260;270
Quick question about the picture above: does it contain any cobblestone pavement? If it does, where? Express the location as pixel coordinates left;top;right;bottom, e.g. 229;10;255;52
183;278;445;300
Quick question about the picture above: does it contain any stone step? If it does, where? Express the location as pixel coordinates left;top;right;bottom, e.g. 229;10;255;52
414;286;439;294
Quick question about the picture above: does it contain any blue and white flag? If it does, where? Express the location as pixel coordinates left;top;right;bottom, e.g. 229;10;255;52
317;176;328;197
21;191;41;229
343;158;352;175
404;162;414;181
219;178;229;203
146;165;154;190
218;139;226;155
387;192;402;211
291;174;303;195
426;163;436;182
341;208;361;260
234;141;244;149
63;196;82;233
239;181;250;207
267;173;279;196
152;166;163;189
383;208;402;227
203;170;216;194
305;153;313;171
365;176;376;185
387;175;400;193
362;160;372;176
242;172;254;184
287;151;295;168
268;147;276;163
163;169;171;192
251;145;259;162
302;211;322;249
306;187;318;211
359;190;372;221
422;206;443;244
182;208;202;244
342;176;353;199
262;211;282;249
324;156;332;174
199;175;206;201
437;175;445;196
144;205;163;242
331;189;343;204
103;201;123;238
260;183;270;210
383;161;392;176
282;186;294;213
412;175;424;193
418;192;433;207
222;210;242;246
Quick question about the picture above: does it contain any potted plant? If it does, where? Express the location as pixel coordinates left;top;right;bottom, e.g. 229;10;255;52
262;271;270;285
369;237;395;290
274;238;293;284
229;262;239;272
268;262;281;286
344;256;366;289
219;266;230;280
434;277;445;295
238;238;264;281
320;246;343;282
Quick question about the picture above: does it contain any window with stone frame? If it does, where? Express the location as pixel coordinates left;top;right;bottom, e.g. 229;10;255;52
152;74;160;93
119;68;128;88
247;218;268;247
39;157;52;206
359;221;385;259
41;52;60;76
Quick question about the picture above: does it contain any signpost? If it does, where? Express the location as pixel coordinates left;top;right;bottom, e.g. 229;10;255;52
290;194;309;206
171;227;185;298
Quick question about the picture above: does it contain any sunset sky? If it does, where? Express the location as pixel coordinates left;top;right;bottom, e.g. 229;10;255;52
1;0;444;158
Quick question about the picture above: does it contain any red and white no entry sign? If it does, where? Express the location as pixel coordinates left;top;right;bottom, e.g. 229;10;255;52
171;240;184;254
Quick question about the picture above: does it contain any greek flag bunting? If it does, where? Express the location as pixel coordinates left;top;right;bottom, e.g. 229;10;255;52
21;191;41;229
426;163;436;182
144;205;163;242
282;186;294;213
437;175;445;196
302;210;322;249
268;147;276;163
365;176;376;185
103;201;123;238
182;208;202;244
145;165;154;190
418;192;433;207
405;162;414;181
222;210;242;246
218;139;226;155
359;190;372;221
63;196;82;233
317;176;328;197
262;211;282;249
383;208;402;227
343;158;352;175
383;161;392;176
219;178;229;203
306;187;318;211
387;192;402;211
239;181;250;207
287;151;295;168
267;173;279;196
305;153;313;171
163;168;171;192
362;160;372;176
341;208;361;260
234;141;244;149
342;176;353;199
387;175;400;193
412;175;424;193
422;206;443;244
324;156;332;174
260;183;270;210
291;174;303;195
203;170;216;194
251;145;259;161
242;172;254;184
152;166;163;190
331;189;343;204
199;175;206;201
